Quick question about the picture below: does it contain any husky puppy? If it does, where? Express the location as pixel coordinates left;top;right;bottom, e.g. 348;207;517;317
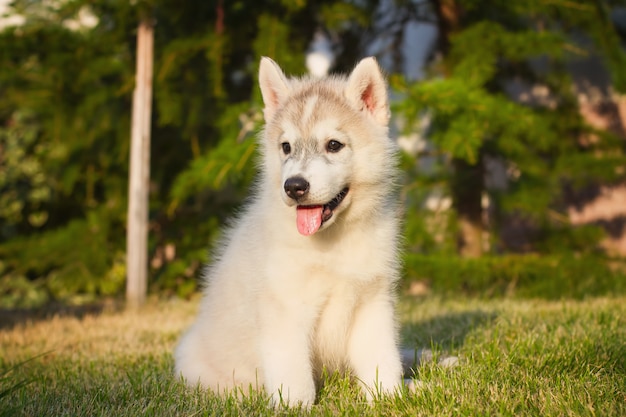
175;56;403;406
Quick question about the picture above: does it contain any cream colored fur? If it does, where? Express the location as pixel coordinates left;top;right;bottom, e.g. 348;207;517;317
174;56;403;406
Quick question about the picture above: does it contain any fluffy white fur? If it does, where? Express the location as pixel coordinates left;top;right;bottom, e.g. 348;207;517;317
175;56;403;406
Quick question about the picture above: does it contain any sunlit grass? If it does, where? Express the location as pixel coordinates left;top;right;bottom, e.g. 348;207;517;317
1;295;625;416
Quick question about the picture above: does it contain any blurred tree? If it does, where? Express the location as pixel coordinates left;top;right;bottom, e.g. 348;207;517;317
2;0;622;307
0;0;135;306
0;0;376;306
393;0;626;257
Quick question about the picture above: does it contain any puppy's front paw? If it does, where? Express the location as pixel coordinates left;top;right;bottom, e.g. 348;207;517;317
269;384;316;409
403;378;424;393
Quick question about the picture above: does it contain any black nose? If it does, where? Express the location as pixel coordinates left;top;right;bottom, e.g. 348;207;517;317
284;176;310;200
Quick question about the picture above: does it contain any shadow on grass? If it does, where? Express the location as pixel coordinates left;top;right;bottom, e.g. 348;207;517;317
400;306;497;374
0;300;122;330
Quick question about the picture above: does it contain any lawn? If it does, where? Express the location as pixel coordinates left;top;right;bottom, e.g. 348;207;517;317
1;295;625;416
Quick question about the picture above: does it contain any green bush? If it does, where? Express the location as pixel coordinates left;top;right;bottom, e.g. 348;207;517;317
0;210;124;308
403;253;626;299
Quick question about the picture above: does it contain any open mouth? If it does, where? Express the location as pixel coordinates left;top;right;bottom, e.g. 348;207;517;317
321;187;349;222
295;187;349;236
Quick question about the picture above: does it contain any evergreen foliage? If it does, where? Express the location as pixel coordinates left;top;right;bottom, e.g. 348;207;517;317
0;111;50;232
0;0;375;306
0;0;624;306
394;0;626;256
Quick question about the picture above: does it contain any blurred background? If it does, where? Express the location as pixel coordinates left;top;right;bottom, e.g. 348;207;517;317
0;0;625;309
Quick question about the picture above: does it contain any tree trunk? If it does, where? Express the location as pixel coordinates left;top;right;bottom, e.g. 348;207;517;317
451;157;484;257
433;0;485;257
126;19;154;309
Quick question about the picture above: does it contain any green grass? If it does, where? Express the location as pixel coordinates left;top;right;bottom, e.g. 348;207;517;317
1;295;625;416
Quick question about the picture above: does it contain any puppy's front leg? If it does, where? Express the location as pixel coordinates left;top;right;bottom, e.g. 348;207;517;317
259;302;316;407
347;294;402;400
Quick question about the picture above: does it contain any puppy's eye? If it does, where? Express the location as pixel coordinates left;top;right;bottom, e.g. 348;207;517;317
326;139;344;153
281;142;291;154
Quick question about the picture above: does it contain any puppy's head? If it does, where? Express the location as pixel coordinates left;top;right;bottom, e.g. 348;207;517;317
259;57;392;236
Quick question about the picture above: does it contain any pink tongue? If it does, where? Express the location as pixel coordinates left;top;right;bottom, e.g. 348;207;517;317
296;206;323;236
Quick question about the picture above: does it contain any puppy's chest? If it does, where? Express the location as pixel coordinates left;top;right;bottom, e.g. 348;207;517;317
311;281;360;365
307;239;389;282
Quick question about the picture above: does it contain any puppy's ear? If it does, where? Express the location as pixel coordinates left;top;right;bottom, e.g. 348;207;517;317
345;57;389;126
259;57;290;122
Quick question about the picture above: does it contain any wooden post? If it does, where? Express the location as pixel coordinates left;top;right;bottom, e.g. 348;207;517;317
126;19;154;309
